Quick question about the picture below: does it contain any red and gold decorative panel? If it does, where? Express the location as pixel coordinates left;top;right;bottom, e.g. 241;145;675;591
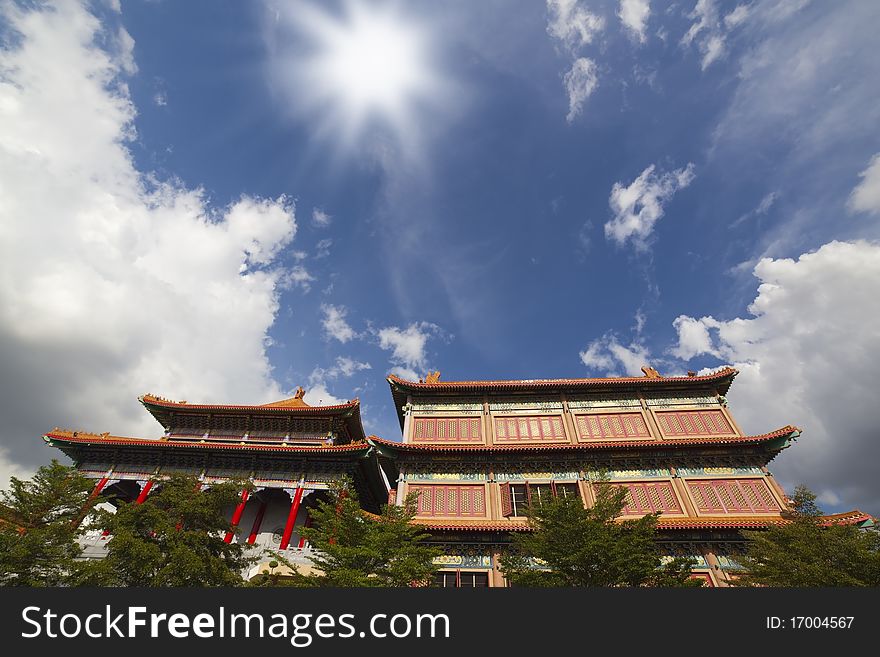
654;409;735;437
494;415;567;442
687;478;781;514
575;412;651;441
409;485;487;517
411;417;483;443
613;481;682;515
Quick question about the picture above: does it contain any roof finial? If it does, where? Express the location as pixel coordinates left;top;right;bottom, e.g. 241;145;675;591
641;365;662;379
424;370;441;384
294;386;306;400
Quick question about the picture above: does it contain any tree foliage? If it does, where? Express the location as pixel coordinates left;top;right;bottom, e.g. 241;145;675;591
267;481;441;587
735;485;880;587
0;461;96;586
75;475;254;586
500;481;699;587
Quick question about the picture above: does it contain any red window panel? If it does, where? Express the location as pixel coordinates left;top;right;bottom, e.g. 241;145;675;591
615;481;682;515
575;412;651;440
412;417;482;443
409;485;486;517
687;478;781;514
494;415;567;441
499;482;513;517
655;410;734;437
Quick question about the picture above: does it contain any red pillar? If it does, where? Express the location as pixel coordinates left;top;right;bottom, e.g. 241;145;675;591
246;498;268;545
135;480;154;504
279;487;304;550
224;489;250;543
89;476;110;499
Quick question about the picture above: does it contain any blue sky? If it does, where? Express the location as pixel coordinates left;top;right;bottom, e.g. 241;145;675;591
1;0;879;514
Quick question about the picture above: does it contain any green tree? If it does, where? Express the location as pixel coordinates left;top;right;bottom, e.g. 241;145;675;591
268;481;441;587
76;474;254;586
735;485;880;586
0;460;96;586
500;481;699;587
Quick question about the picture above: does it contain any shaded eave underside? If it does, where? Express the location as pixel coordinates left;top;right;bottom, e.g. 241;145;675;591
387;367;738;429
43;430;371;456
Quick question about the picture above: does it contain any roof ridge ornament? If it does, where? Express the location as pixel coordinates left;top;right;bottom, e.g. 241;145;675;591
421;370;441;384
641;365;662;379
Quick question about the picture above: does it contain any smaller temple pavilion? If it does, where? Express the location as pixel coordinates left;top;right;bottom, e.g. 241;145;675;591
43;387;388;572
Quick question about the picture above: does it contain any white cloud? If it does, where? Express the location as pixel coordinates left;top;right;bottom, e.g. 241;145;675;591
304;356;371;407
315;238;332;258
680;0;726;70
564;57;598;122
724;4;750;29
604;162;696;251
579;333;650;377
301;383;346;407
312;207;332;227
848;153;880;215
546;0;605;52
0;2;297;477
670;241;880;512
334;356;372;377
376;322;440;375
285;265;316;292
320;304;358;343
618;0;651;43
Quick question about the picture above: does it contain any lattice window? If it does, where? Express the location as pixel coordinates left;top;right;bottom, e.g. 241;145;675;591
412;417;483;443
613;481;682;515
687;478;781;514
409;485;486;517
655;410;734;437
575;412;651;440
432;571;489;588
500;482;581;517
494;415;566;441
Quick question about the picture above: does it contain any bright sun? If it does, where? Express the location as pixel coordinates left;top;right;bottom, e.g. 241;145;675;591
280;0;440;152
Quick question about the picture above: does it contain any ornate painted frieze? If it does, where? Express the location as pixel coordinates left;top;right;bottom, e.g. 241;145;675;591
410;401;483;415
677;466;763;477
601;468;671;480
432;552;493;569
494;470;580;481
567;397;641;409
489;397;563;412
404;471;488;482
644;393;719;408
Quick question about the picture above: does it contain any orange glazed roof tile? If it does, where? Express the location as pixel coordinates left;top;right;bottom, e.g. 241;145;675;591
387;367;738;428
819;510;876;526
410;516;788;532
139;393;359;413
369;425;800;453
43;429;370;455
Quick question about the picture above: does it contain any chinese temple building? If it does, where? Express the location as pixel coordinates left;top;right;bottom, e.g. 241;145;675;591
373;367;801;587
43;387;387;573
43;367;873;585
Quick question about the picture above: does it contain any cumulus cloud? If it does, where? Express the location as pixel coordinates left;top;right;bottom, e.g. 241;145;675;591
848;153;880;215
604;163;696;251
303;356;372;407
579;333;650;377
285;265;316;292
618;0;651;43
546;0;605;52
0;2;297;482
311;207;332;228
320;304;358;343
564;57;598;122
670;241;880;513
376;322;441;378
